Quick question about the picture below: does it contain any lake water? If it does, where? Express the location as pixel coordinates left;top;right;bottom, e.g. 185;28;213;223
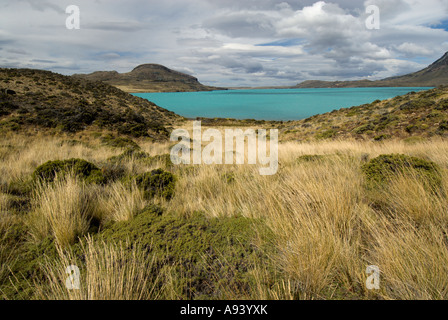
133;87;433;121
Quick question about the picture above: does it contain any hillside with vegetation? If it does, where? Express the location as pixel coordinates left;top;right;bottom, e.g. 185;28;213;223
281;86;448;142
1;67;448;300
73;64;224;93
0;68;182;139
295;52;448;88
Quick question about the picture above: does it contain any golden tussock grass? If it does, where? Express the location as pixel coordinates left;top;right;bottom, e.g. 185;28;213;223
27;174;97;247
35;236;161;300
2;132;448;299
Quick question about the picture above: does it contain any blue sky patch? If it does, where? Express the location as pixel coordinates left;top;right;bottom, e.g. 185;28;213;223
256;38;304;47
429;19;448;31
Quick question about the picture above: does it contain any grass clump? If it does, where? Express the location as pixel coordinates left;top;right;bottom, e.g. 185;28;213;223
27;175;98;246
32;158;105;184
36;237;161;300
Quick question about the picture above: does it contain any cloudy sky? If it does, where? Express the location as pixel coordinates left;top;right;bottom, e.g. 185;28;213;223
1;0;447;86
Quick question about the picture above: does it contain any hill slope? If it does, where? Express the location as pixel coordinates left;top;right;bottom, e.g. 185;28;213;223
73;64;223;93
295;52;448;88
0;68;182;139
281;86;448;141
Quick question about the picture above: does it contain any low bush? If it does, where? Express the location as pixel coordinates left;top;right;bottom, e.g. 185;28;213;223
133;169;176;200
101;135;141;151
361;154;442;192
98;207;275;299
32;159;105;184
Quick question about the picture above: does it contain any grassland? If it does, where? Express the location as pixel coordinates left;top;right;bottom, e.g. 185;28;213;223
1;68;448;300
1;129;448;300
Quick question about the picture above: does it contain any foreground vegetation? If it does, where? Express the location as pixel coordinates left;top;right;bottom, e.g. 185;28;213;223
1;130;448;300
1;68;448;300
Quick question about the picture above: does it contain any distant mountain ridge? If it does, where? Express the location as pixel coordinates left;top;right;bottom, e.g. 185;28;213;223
295;52;448;88
73;64;224;93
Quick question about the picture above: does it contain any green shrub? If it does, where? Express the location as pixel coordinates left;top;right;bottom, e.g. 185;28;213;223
1;234;60;300
361;154;442;191
133;169;176;200
399;99;431;111
101;135;141;151
118;123;149;138
107;149;150;163
437;120;448;134
97;207;275;299
373;134;390;141
315;129;336;140
435;99;448;111
32;158;105;184
353;123;374;134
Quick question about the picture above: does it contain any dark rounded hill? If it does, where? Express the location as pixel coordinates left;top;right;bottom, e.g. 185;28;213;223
73;63;224;93
130;64;199;83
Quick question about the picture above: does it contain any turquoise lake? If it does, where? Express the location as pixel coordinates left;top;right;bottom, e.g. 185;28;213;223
133;87;433;121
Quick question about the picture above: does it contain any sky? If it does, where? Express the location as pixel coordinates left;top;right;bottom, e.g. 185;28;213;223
0;0;447;87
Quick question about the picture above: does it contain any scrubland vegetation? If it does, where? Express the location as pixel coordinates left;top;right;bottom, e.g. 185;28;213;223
1;68;448;300
1;130;448;300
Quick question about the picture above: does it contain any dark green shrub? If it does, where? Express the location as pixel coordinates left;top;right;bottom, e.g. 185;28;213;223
435;99;448;111
361;154;442;191
107;149;150;163
32;158;105;184
353;123;374;134
118;123;149;138
399;99;431;111
373;134;390;141
134;169;176;200
99;161;127;182
97;207;275;299
315;129;336;140
437;120;448;134
405;125;418;133
101;134;141;151
0;101;19;116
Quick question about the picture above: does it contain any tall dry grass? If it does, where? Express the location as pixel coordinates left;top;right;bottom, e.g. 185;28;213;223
0;193;19;288
166;138;448;299
97;181;147;222
2;131;448;299
28;175;97;247
36;236;162;300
